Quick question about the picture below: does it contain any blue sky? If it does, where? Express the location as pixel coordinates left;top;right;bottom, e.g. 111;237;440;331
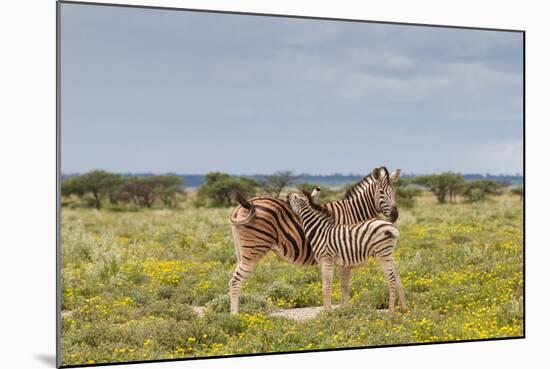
60;3;523;175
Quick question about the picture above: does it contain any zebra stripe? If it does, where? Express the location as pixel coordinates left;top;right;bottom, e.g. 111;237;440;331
288;191;407;313
228;167;401;313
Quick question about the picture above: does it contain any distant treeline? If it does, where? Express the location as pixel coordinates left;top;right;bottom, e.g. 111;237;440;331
61;171;184;210
61;172;524;188
61;170;523;211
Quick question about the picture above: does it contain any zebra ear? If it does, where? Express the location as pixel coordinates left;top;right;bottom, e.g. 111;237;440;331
390;169;401;182
311;187;321;199
372;167;381;180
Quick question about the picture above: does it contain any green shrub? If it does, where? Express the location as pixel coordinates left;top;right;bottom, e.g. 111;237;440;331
395;179;422;208
266;281;297;301
510;186;523;199
206;293;271;314
141;300;196;321
461;180;504;203
352;283;390;310
157;285;176;300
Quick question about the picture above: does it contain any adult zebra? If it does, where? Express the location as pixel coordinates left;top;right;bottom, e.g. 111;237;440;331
228;167;401;313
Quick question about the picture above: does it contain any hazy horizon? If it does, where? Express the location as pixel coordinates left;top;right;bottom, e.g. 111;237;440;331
60;170;523;177
60;3;523;175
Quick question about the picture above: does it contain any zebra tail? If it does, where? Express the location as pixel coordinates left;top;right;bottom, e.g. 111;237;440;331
236;192;252;209
229;192;257;226
230;224;242;264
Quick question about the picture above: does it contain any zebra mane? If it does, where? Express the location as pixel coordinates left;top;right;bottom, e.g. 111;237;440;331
344;167;387;200
300;190;331;217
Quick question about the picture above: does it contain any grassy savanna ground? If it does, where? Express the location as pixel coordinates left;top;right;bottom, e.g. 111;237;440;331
60;193;523;366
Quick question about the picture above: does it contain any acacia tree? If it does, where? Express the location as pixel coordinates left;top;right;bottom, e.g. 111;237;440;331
117;177;156;208
61;170;122;210
261;171;295;198
412;174;448;203
197;172;258;207
412;172;464;204
445;172;465;204
111;176;184;208
151;176;184;207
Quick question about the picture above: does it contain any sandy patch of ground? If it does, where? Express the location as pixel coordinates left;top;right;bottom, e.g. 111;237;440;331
62;306;339;322
193;305;341;322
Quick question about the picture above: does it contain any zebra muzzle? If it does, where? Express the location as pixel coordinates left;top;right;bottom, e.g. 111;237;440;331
389;207;399;223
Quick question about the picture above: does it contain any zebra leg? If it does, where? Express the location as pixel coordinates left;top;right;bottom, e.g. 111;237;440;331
228;224;272;314
320;258;334;311
340;266;352;306
393;264;408;313
229;259;258;314
376;255;397;314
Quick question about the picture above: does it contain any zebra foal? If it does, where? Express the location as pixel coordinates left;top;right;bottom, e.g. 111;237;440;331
288;191;407;313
